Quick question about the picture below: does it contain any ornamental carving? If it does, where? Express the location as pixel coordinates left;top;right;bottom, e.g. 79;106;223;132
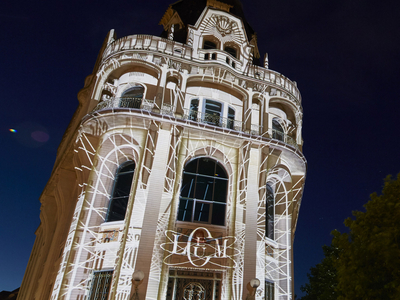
212;14;237;37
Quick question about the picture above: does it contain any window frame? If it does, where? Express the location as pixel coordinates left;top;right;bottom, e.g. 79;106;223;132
187;97;236;129
272;118;285;142
265;280;275;300
106;161;135;222
177;157;228;226
265;182;275;240
88;270;113;300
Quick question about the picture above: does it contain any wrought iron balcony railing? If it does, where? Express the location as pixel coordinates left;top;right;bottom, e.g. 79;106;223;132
182;109;243;131
272;129;297;147
91;99;299;149
93;97;143;111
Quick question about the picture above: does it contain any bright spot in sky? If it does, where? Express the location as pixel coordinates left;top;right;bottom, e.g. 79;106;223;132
31;131;50;142
9;129;17;133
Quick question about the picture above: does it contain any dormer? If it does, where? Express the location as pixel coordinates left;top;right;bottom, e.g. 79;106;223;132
159;0;260;68
189;7;257;71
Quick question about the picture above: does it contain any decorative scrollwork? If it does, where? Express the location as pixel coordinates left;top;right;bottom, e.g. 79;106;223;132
212;15;237;37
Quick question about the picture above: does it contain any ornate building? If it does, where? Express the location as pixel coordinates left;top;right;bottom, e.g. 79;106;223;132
19;0;306;299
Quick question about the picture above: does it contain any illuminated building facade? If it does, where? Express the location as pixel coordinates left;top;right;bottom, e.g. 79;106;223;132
19;0;306;299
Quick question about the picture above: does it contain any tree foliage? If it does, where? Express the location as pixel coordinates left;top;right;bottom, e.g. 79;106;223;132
300;174;400;300
299;244;338;300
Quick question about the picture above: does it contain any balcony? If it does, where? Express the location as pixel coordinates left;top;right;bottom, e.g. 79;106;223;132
182;108;243;131
91;99;299;150
100;34;302;104
272;129;297;148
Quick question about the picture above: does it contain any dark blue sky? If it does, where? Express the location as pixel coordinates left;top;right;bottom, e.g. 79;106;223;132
1;0;400;297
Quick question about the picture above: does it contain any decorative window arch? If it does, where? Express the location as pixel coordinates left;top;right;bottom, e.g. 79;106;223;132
266;182;274;240
106;161;135;222
177;157;228;226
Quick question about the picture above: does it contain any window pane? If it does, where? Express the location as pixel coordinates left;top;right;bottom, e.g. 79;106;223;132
178;199;193;222
189;99;199;121
198;158;215;176
205;100;222;115
227;107;235;129
181;174;196;198
120;163;135;173
195;176;214;201
108;197;129;221
88;271;113;300
272;119;284;141
112;172;134;198
178;158;228;226
213;179;227;203
224;46;237;58
266;184;274;239
204;41;217;49
122;86;143;98
215;163;227;178
194;202;210;222
265;281;274;300
211;203;225;226
185;159;197;174
107;162;135;222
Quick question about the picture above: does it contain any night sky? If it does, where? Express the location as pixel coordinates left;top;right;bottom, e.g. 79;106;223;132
1;0;400;297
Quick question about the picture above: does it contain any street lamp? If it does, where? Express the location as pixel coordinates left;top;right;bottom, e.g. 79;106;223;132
246;278;260;300
130;270;144;300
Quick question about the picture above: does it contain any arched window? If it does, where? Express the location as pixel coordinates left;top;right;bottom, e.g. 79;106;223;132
177;158;228;226
224;46;237;58
106;161;135;222
203;40;217;49
266;183;274;239
272;119;284;142
120;86;144;108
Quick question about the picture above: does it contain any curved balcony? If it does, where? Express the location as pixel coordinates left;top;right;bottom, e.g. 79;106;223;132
100;34;302;103
91;99;299;150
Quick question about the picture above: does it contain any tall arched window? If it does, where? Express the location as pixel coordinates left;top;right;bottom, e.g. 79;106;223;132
120;85;144;108
266;183;274;239
177;158;228;226
106;161;135;222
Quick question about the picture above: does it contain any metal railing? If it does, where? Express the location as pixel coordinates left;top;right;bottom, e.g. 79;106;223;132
91;101;299;149
272;129;297;147
93;97;143;111
100;34;301;103
182;109;243;131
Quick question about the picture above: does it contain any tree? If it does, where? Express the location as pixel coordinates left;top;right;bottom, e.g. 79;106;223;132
299;174;400;300
332;174;400;299
299;244;338;300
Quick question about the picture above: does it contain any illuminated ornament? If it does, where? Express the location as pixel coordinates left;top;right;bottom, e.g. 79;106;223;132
160;227;239;268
